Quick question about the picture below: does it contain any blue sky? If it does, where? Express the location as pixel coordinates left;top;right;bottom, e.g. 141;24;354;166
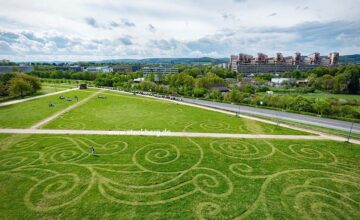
0;0;359;61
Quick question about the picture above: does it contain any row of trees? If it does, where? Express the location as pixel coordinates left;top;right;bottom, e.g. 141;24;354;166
283;65;360;94
222;91;359;120
31;69;98;81
0;73;41;98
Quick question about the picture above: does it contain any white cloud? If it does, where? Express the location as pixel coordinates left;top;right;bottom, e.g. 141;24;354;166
0;0;359;61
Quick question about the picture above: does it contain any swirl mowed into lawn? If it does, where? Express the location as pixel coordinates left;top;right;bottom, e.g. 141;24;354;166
0;134;359;219
44;91;307;135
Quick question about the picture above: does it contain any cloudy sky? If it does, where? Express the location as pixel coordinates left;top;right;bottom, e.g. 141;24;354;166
0;0;359;61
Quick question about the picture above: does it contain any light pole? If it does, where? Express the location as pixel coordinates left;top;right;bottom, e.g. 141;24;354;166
347;122;354;143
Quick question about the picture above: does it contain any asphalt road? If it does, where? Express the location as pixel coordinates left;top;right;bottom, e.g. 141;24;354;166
181;97;360;134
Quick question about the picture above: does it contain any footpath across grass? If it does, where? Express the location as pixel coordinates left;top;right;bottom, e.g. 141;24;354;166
0;89;94;128
0;134;359;219
45;90;308;135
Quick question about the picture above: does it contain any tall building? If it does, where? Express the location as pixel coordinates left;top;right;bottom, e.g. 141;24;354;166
275;53;285;64
329;52;339;65
308;52;321;65
230;55;239;72
229;51;339;75
292;52;301;65
255;53;268;64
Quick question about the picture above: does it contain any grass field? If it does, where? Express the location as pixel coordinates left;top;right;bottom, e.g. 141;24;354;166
44;90;307;135
0;134;359;219
0;88;358;219
39;83;75;94
0;90;92;128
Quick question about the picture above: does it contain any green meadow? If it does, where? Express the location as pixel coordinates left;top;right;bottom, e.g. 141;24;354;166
0;134;359;219
44;90;307;135
0;90;92;128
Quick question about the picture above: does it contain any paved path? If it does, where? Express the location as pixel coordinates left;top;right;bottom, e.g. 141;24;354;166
0;88;78;107
0;128;358;144
180;98;360;134
30;90;102;129
0;128;333;139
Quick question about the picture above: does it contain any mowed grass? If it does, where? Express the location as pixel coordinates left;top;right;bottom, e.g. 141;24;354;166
0;134;359;219
38;83;75;94
44;90;308;135
0;90;94;128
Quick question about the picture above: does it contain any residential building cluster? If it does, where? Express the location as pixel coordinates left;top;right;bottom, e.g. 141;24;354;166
229;52;339;74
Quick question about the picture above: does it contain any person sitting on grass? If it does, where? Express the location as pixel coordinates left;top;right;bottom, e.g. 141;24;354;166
89;146;95;154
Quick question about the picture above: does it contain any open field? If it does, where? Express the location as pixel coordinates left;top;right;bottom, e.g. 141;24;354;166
0;90;93;128
44;90;308;135
0;134;359;219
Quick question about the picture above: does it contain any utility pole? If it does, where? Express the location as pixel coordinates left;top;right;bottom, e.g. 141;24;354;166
347;122;354;143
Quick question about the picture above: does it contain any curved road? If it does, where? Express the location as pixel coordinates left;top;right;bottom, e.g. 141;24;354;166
181;98;360;134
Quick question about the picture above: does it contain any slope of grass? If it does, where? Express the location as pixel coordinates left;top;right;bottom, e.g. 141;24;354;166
0;90;94;128
0;134;358;219
45;91;308;135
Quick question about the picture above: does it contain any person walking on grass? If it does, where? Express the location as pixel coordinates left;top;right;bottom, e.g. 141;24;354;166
89;146;95;154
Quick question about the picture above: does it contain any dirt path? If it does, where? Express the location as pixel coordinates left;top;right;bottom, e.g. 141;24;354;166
0;88;78;107
30;90;102;129
0;128;359;144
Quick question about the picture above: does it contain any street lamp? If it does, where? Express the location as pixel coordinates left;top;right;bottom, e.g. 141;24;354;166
347;122;354;143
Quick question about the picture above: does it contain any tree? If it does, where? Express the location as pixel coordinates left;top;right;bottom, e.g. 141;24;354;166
289;96;314;112
313;99;331;116
209;89;223;101
193;87;207;97
19;73;41;94
242;84;255;94
333;73;349;93
8;77;33;98
347;68;360;94
319;74;334;91
229;89;242;103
